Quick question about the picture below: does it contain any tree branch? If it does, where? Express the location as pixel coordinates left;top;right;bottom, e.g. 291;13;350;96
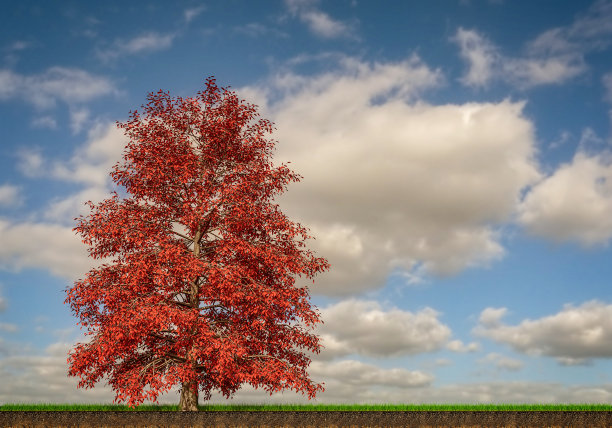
138;355;174;377
170;229;193;242
244;353;289;366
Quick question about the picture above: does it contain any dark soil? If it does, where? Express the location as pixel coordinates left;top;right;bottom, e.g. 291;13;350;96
1;410;611;427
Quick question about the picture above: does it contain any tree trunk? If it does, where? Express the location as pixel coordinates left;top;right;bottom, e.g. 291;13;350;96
179;381;199;411
179;226;203;412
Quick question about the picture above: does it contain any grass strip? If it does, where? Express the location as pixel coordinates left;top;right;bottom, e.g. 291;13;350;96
1;403;611;411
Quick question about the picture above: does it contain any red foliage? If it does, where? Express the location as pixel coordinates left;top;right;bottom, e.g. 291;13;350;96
64;77;330;409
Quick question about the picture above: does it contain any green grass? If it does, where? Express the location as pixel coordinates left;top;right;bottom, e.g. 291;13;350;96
1;402;611;411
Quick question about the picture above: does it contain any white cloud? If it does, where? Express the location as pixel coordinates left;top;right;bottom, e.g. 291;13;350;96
526;28;580;56
0;184;23;207
0;67;117;109
49;122;129;189
69;107;90;134
495;358;523;371
96;32;176;63
504;55;586;87
0;323;18;333
14;146;45;178
300;11;352;38
452;28;499;87
284;0;357;39
234;23;289;39
306;299;452;360
478;307;509;327
452;27;586;89
2;41;34;67
604;72;612;102
0;119;198;284
577;127;606;151
549;130;571;150
0;123;133;281
477;352;524;372
454;1;612;89
518;151;612;247
31;116;57;129
446;339;480;353
310;359;434;389
236;56;540;294
15;122;129;189
0;218;113;282
473;299;612;366
183;6;205;23
566;0;612;45
6;40;31;51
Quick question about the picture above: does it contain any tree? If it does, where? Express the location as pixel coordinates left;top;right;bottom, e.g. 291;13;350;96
64;76;330;411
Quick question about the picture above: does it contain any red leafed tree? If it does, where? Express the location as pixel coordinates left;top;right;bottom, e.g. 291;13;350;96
64;76;329;411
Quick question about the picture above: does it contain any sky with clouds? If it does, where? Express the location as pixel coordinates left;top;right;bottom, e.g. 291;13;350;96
1;0;612;407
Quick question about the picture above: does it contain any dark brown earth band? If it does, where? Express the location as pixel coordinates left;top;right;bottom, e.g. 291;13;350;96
1;410;611;427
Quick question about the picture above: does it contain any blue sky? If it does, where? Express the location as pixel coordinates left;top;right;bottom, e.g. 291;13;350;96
1;0;612;406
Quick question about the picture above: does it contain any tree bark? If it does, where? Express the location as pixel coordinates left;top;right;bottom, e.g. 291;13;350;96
179;226;204;412
179;380;199;411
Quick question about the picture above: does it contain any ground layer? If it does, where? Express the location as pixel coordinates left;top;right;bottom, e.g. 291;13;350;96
2;410;612;427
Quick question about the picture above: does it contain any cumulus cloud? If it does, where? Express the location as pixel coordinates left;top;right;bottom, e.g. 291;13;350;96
69;107;90;134
236;56;541;295
0;219;113;282
2;119;215;283
14;147;45;178
452;27;586;89
310;359;434;390
0;122;133;281
472;299;612;366
14;122;128;190
284;0;357;39
96;32;176;63
478;307;509;327
1;41;32;68
504;55;586;87
0;67;117;109
518;151;612;247
549;130;572;150
452;28;499;87
183;6;205;23
565;0;612;48
477;352;524;372
305;299;452;360
0;184;24;207
446;339;480;353
454;1;612;89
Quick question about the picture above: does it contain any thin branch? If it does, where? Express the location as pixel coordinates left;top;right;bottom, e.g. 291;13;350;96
165;351;188;363
166;299;193;309
148;331;178;343
139;356;174;377
244;354;289;366
170;229;193;242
